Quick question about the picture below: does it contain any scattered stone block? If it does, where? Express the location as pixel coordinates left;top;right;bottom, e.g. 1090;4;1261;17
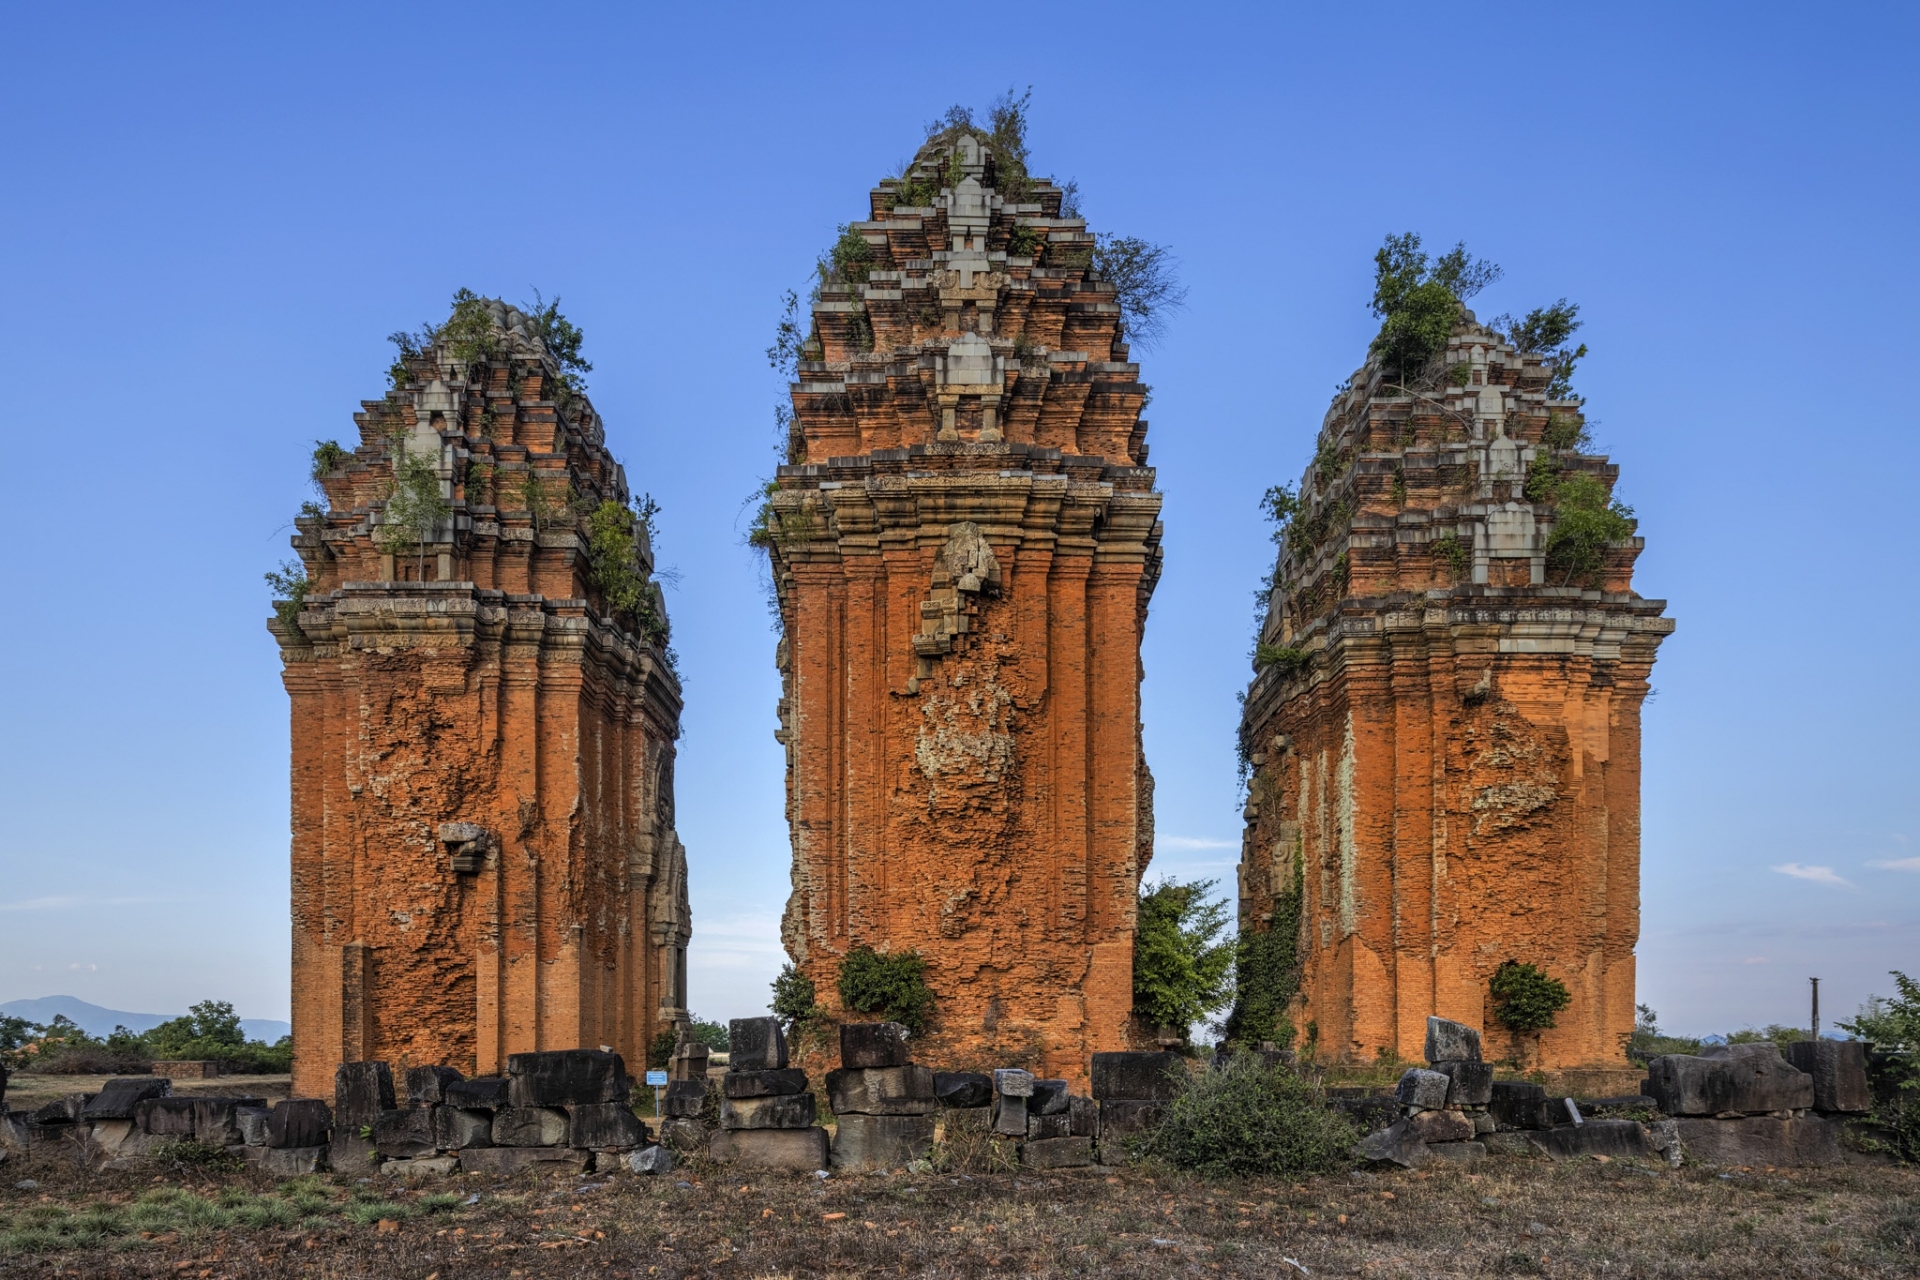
1529;1119;1653;1161
268;1099;333;1149
1424;1017;1482;1064
826;1065;935;1115
88;1119;137;1160
506;1050;631;1108
31;1095;91;1125
198;1098;266;1147
724;1068;809;1099
373;1106;438;1158
627;1144;674;1175
933;1072;992;1108
458;1146;590;1176
571;1102;648;1150
832;1113;935;1170
493;1107;570;1147
1069;1095;1098;1138
236;1107;271;1147
658;1117;709;1152
1091;1052;1185;1101
329;1131;380;1172
1435;1060;1494;1107
1783;1041;1870;1113
1647;1119;1684;1167
335;1062;397;1128
136;1097;200;1137
668;1042;710;1083
1022;1136;1093;1168
1489;1081;1550;1131
993;1068;1036;1098
721;1093;816;1130
1030;1079;1070;1115
1355;1119;1428;1168
839;1022;910;1069
0;1113;27;1151
405;1065;465;1106
250;1145;328;1176
709;1125;830;1171
1096;1099;1165;1143
991;1093;1028;1136
727;1018;788;1071
382;1155;459;1179
444;1077;510;1111
1394;1068;1451;1111
1671;1115;1845;1167
434;1107;493;1150
662;1079;707;1118
1028;1112;1071;1140
82;1078;170;1121
1409;1110;1474;1143
1645;1045;1814;1116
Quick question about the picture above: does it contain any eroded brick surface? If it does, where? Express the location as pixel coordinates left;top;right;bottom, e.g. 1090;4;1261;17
763;132;1163;1085
273;302;689;1097
1237;318;1673;1069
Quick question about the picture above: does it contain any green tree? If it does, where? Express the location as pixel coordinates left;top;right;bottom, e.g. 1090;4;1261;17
1841;971;1920;1163
377;447;451;580
1541;472;1636;587
1495;299;1588;400
1132;878;1235;1040
1369;233;1501;384
1092;234;1188;352
0;1014;43;1070
770;963;818;1031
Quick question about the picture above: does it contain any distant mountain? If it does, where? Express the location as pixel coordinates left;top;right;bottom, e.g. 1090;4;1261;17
0;995;290;1044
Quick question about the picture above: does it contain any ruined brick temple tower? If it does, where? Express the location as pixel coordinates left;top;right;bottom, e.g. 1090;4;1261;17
763;133;1164;1078
1236;317;1672;1069
271;299;689;1098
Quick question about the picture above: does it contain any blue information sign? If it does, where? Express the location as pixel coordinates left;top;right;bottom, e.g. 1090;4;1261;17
644;1069;669;1087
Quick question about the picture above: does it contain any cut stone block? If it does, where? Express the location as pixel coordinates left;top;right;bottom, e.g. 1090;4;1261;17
405;1065;465;1106
1435;1060;1494;1107
382;1155;459;1179
709;1125;830;1171
1671;1115;1845;1167
826;1065;935;1115
933;1072;992;1108
434;1107;493;1150
627;1144;674;1174
444;1077;510;1111
721;1093;816;1130
839;1022;911;1069
335;1062;396;1128
992;1068;1035;1098
1408;1109;1473;1143
662;1079;707;1118
1645;1045;1814;1115
136;1097;199;1137
1022;1136;1093;1168
82;1078;170;1121
493;1106;570;1147
458;1146;591;1176
1782;1041;1870;1113
268;1099;333;1149
1424;1017;1482;1064
1355;1119;1427;1169
571;1102;648;1150
724;1068;809;1099
1528;1119;1653;1161
832;1112;934;1171
373;1106;438;1158
1069;1095;1098;1138
329;1131;379;1172
668;1043;710;1083
506;1050;631;1108
1027;1111;1071;1140
236;1107;271;1147
1030;1079;1070;1115
88;1119;136;1159
1395;1068;1451;1111
1091;1052;1185;1101
991;1093;1028;1136
1489;1080;1549;1130
1097;1099;1166;1143
658;1117;709;1152
728;1017;789;1071
32;1094;90;1124
249;1145;328;1176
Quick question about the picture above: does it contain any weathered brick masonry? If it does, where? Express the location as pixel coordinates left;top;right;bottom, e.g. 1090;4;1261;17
272;303;688;1098
1238;319;1672;1068
764;134;1163;1083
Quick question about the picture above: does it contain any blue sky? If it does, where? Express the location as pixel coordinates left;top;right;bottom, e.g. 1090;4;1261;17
1;3;1913;1039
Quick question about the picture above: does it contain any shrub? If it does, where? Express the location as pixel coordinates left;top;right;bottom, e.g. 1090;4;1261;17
1134;1056;1354;1177
264;561;310;632
837;946;935;1034
1224;854;1304;1047
1490;960;1572;1034
1495;299;1587;401
1625;1004;1702;1067
1132;879;1234;1040
1842;970;1920;1163
521;289;591;403
1091;234;1188;352
585;496;668;646
1540;410;1591;452
310;439;348;486
1253;644;1311;678
1542;473;1635;587
1370;233;1500;384
377;448;451;578
153;1139;244;1172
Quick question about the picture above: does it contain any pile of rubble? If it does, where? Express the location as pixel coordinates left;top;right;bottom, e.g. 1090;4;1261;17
1357;1017;1874;1168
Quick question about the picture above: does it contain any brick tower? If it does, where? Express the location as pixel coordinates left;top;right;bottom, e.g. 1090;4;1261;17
1235;314;1672;1070
762;132;1164;1081
272;297;689;1099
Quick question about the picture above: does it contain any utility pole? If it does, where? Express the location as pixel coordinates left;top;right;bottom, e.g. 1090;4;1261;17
1810;976;1820;1040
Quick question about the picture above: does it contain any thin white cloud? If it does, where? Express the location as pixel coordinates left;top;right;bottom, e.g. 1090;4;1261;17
1741;956;1769;965
0;894;183;913
1770;862;1853;888
1157;836;1238;850
1869;857;1920;872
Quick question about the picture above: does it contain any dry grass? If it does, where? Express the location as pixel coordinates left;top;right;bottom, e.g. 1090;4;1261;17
0;1141;1913;1277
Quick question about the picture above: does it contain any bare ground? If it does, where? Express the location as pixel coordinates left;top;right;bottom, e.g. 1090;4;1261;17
0;1140;1915;1278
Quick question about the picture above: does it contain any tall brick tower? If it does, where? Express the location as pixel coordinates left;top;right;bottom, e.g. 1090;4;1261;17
272;297;689;1098
1235;313;1672;1070
762;132;1164;1081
